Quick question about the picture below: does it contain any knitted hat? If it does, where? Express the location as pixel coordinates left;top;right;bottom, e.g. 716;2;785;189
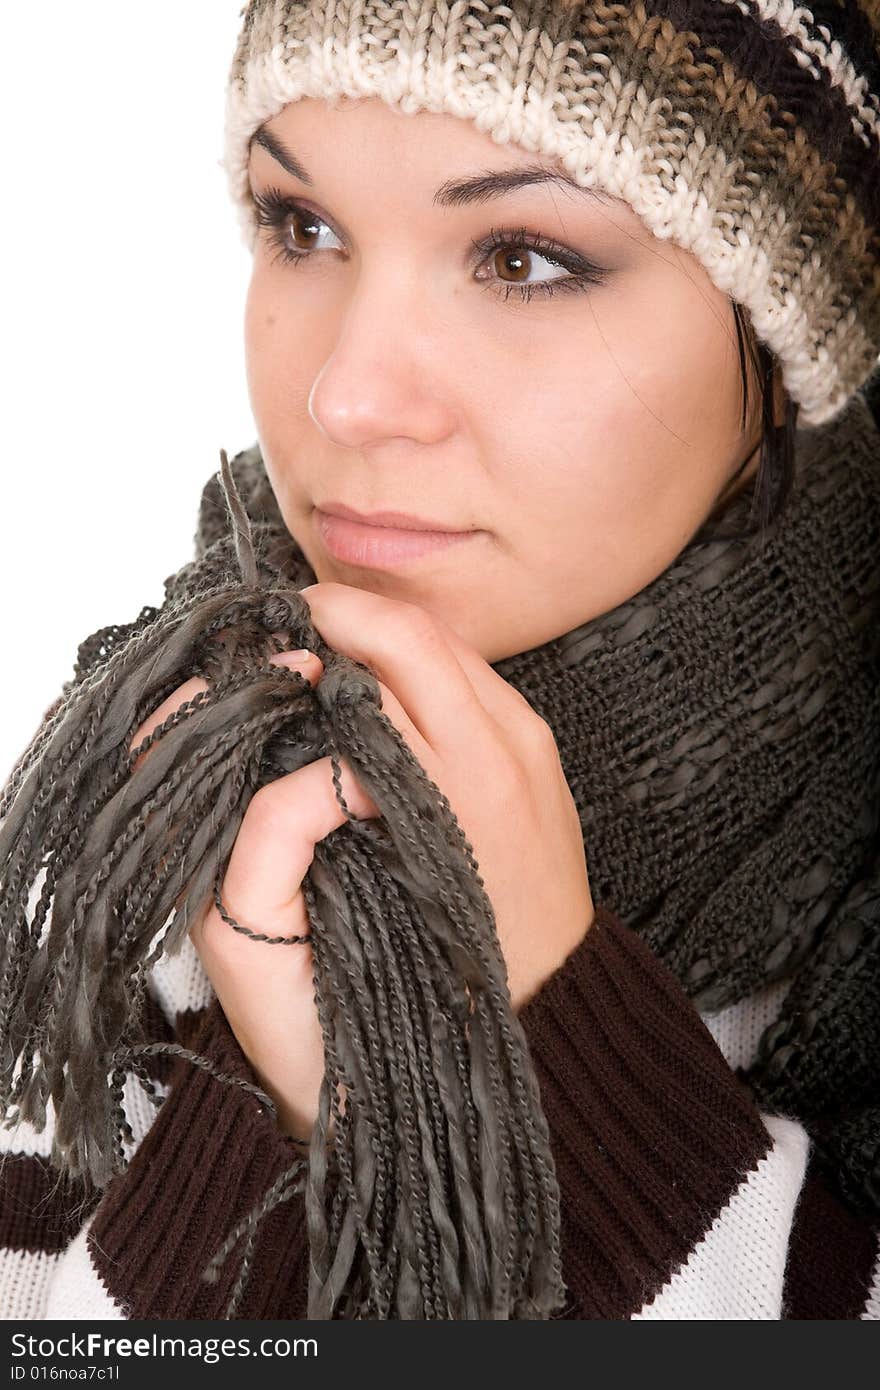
222;0;880;428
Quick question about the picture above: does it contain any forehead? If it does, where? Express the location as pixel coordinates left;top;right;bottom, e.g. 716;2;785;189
248;97;638;222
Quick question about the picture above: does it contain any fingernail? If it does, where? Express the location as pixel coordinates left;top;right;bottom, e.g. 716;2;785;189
270;649;313;666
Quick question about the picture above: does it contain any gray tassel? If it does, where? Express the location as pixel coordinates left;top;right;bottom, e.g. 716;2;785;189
0;448;565;1320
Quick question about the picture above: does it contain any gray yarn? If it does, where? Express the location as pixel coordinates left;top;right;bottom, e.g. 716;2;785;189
0;450;564;1320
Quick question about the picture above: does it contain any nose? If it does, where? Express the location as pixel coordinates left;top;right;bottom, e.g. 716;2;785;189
306;276;456;451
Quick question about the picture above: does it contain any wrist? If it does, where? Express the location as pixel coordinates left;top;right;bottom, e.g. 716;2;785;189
274;1082;345;1146
512;898;596;1013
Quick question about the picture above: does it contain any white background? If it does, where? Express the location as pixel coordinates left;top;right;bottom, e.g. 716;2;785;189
1;2;255;784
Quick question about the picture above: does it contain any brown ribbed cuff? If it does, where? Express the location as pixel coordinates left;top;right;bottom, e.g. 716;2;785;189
90;998;312;1319
516;903;774;1318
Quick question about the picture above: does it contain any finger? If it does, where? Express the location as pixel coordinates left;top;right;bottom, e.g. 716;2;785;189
210;752;380;947
424;620;544;733
140;650;326;942
268;641;436;802
128;675;210;774
271;644;437;817
300;581;540;731
128;648;324;773
270;623;433;765
299;582;498;755
367;675;436;770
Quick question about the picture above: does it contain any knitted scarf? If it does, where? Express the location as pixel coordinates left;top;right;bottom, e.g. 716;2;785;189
1;390;878;1319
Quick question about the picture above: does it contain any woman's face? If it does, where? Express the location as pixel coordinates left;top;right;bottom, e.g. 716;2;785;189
244;96;767;663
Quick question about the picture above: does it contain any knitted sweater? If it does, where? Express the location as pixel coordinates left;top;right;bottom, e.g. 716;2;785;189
1;889;878;1320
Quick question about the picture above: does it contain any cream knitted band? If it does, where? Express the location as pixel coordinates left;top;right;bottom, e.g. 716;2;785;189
223;0;880;427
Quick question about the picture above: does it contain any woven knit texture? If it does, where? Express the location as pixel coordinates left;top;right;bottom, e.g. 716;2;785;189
222;0;880;427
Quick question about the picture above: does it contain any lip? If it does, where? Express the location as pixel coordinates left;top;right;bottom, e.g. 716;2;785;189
314;506;479;569
317;500;468;532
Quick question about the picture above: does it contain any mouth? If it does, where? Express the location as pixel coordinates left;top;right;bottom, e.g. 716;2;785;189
316;500;472;532
313;506;480;570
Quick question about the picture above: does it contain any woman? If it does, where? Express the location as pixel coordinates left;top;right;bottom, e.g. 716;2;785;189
1;0;879;1319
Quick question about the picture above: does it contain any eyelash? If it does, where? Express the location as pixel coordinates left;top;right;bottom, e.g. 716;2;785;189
251;185;607;303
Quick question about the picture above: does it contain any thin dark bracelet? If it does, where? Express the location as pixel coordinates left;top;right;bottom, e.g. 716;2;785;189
213;872;311;945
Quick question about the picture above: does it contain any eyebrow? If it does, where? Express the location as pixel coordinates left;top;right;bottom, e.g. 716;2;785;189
250;125;618;209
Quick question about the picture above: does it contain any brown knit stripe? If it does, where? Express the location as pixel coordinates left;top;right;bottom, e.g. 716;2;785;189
517;903;774;1318
0;1154;98;1255
782;1159;879;1317
793;0;880;92
641;0;880;220
231;1179;310;1320
562;3;879;333
173;1003;212;1050
856;0;880;53
89;999;309;1319
131;987;183;1087
0;994;195;1260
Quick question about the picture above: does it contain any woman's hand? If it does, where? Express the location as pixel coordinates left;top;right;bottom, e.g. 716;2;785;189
297;582;595;1015
128;581;595;1142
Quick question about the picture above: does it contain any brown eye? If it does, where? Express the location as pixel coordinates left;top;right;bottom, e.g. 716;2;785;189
471;223;608;302
287;208;323;252
492;248;531;283
479;242;570;291
252;188;343;266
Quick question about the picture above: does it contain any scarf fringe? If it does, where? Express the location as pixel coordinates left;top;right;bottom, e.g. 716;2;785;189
0;449;566;1319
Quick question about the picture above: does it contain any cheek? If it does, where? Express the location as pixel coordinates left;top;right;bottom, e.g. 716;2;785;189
494;320;741;610
244;276;276;402
491;338;678;543
608;270;743;453
242;276;317;525
245;276;287;387
575;279;743;527
244;273;319;424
